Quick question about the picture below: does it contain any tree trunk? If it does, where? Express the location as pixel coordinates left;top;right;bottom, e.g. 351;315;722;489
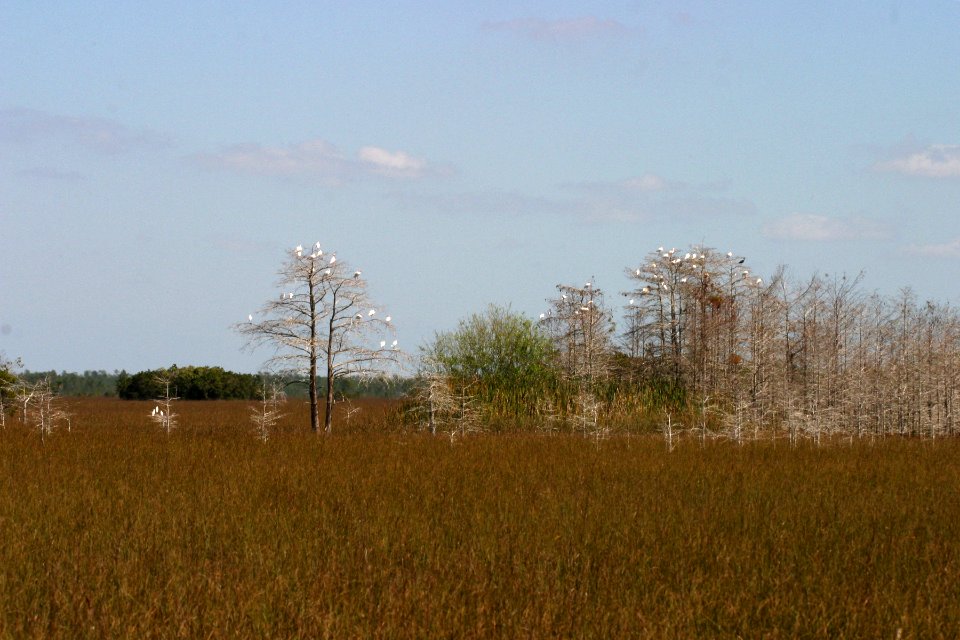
309;357;320;433
325;366;334;435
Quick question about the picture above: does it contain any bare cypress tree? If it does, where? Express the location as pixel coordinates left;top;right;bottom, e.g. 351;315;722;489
541;279;615;433
237;243;401;434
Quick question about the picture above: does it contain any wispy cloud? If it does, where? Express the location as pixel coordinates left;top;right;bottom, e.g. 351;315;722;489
16;166;84;181
905;238;960;258
483;16;634;42
389;178;754;224
0;107;170;154
875;144;960;178
195;139;442;185
762;214;887;241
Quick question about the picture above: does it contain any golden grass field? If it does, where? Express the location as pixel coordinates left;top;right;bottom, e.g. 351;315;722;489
1;398;959;638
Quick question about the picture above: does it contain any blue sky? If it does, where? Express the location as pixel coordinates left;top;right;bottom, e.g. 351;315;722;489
2;1;960;373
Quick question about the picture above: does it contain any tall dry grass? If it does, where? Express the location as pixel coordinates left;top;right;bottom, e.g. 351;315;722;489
1;399;958;638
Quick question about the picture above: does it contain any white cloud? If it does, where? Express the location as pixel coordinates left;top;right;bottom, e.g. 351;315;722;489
763;214;887;242
483;16;633;41
906;238;960;258
197;139;434;184
622;173;667;192
358;146;427;177
875;144;960;178
0;107;170;154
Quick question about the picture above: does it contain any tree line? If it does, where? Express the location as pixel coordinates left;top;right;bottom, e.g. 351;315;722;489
412;245;960;444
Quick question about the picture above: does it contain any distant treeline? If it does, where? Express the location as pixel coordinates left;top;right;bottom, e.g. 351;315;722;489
18;367;411;400
19;370;120;397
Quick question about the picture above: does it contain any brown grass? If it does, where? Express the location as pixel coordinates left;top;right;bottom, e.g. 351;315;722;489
1;398;958;638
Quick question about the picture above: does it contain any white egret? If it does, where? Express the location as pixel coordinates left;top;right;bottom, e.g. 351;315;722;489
585;282;591;288
727;251;733;257
629;298;635;305
684;253;690;260
315;241;322;251
368;309;376;316
580;306;590;311
295;244;303;254
635;268;641;276
680;277;687;283
380;340;386;348
329;255;337;265
385;316;391;322
756;277;763;285
657;246;664;252
325;268;331;275
248;314;253;322
539;313;546;319
391;340;398;348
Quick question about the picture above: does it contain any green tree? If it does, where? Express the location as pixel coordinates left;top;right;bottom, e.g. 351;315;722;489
422;305;558;420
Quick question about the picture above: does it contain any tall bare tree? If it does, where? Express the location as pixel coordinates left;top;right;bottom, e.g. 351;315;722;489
237;243;401;434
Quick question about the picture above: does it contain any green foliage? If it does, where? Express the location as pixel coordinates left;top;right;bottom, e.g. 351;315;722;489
423;305;559;418
115;366;412;402
117;365;262;400
19;370;119;397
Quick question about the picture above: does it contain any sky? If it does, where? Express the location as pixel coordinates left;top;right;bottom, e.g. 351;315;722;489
2;1;960;373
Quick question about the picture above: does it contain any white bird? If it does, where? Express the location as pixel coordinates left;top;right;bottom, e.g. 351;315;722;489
539;313;546;319
391;340;398;348
680;277;687;283
642;286;650;294
368;309;375;316
657;246;664;252
295;244;303;254
651;262;658;268
756;277;763;285
669;248;676;254
635;269;641;276
380;340;386;348
355;313;363;319
684;253;690;260
629;298;635;305
325;268;331;275
562;294;567;300
329;255;337;265
159;410;163;417
727;251;734;257
248;314;253;322
662;253;670;258
580;306;590;311
385;316;391;322
585;282;591;288
315;241;322;251
152;406;158;416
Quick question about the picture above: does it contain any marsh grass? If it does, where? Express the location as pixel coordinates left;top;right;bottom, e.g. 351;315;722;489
1;399;958;638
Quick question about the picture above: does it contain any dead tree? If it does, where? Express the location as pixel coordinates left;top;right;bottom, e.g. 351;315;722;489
541;279;615;434
237;243;402;434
